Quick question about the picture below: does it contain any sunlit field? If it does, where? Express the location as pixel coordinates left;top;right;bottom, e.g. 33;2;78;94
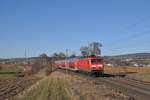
105;66;150;74
105;66;150;82
0;64;20;76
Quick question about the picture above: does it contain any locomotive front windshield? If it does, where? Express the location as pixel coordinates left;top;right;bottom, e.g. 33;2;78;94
91;59;102;64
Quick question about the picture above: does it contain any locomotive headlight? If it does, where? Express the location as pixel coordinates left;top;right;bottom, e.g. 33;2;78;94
98;64;103;67
91;65;96;67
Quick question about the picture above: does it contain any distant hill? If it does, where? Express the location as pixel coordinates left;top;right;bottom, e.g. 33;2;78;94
104;53;150;66
0;57;41;64
104;53;150;59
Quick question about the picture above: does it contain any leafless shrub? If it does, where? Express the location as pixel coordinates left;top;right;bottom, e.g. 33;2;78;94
0;66;2;70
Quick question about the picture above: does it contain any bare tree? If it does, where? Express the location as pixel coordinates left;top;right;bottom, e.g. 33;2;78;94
52;53;59;58
80;46;89;57
70;53;76;58
58;52;66;58
0;66;2;70
52;52;66;60
80;42;102;57
39;53;50;66
88;42;102;56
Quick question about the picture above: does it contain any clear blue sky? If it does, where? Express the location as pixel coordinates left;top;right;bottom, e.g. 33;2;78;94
0;0;150;58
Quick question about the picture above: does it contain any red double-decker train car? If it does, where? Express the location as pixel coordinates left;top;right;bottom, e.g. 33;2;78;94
55;56;104;76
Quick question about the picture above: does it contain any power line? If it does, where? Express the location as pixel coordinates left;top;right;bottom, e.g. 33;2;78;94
104;30;150;55
107;30;150;47
105;15;150;47
104;41;150;56
116;16;150;33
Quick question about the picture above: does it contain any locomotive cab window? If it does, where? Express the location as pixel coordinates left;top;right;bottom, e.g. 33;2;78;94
91;59;97;64
91;59;102;64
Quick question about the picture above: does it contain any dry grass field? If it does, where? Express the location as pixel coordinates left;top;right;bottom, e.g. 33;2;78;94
104;66;150;82
105;66;150;74
16;71;131;100
16;73;80;100
0;64;21;77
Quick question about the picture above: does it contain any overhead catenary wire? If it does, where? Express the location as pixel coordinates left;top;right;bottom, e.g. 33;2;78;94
108;16;150;41
103;15;150;55
106;29;150;48
104;30;150;55
115;16;150;34
105;15;150;46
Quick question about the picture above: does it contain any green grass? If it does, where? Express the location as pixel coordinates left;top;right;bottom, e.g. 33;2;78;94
0;66;19;72
19;77;77;100
0;71;16;74
0;66;19;76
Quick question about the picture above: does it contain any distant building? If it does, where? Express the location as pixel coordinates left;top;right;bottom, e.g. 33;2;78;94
105;63;113;67
0;62;6;64
147;64;150;67
133;63;139;67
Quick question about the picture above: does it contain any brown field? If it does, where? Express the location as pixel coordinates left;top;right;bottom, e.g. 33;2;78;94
105;66;150;74
0;64;22;77
0;64;21;69
104;66;150;82
0;76;40;100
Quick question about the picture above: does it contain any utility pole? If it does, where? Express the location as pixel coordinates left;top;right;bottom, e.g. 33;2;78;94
25;48;27;65
24;48;27;75
25;48;26;58
51;56;54;72
66;49;68;73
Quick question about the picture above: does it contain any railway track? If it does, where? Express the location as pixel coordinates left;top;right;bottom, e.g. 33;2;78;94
100;77;150;100
60;69;150;100
0;77;40;100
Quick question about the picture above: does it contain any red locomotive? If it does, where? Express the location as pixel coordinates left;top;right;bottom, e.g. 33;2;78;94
55;56;104;76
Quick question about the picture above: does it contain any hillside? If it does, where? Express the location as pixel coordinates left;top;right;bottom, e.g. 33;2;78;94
104;53;150;66
104;53;150;59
